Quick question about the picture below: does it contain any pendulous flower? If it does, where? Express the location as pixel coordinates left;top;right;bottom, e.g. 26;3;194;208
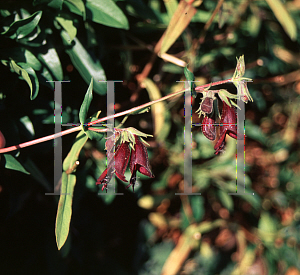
126;135;154;192
202;116;216;141
96;140;130;191
214;101;238;155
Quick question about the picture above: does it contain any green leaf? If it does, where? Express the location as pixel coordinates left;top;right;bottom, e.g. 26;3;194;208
258;211;277;244
1;11;42;40
38;47;63;81
245;119;267;145
56;129;89;250
63;130;89;171
217;190;234;212
184;66;196;98
64;0;129;29
184;66;194;82
5;60;39;100
265;0;297;41
241;192;261;211
3;154;30;175
85;128;105;141
56;16;77;41
55;172;76;250
48;0;64;9
17;62;39;100
85;0;129;29
61;30;107;95
66;0;86;20
0;48;42;71
190;196;204;222
79;78;93;125
40;66;54;88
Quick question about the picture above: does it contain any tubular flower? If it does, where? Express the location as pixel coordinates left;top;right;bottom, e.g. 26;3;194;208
202;116;216;141
126;135;154;192
96;141;130;191
214;101;238;155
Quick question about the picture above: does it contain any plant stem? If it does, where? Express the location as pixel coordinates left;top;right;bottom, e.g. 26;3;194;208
0;78;232;154
0;126;81;153
88;79;231;126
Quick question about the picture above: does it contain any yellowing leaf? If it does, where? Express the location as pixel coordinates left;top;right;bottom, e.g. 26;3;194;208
142;78;168;141
160;1;197;54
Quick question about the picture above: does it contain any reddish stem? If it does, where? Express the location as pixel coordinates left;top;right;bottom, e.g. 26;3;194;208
0;78;232;154
0;126;80;153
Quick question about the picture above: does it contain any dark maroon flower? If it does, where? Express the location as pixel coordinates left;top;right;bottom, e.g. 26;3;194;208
126;135;154;192
202;116;216;141
201;97;214;114
96;141;130;191
214;101;237;154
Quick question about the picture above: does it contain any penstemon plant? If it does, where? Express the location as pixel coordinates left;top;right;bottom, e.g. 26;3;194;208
0;55;252;250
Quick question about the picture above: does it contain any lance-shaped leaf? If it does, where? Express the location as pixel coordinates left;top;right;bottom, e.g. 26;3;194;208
56;16;77;42
55;172;76;250
3;154;30;175
160;1;197;54
57;130;88;250
61;30;107;95
265;0;296;41
3;60;39;100
64;0;129;30
38;46;63;81
1;11;42;40
65;0;86;20
79;78;93;125
142;78;169;142
184;66;196;98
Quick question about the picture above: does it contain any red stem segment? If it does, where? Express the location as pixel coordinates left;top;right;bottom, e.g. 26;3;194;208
0;79;231;154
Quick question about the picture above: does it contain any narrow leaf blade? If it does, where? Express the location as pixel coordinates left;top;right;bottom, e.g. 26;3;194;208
55;172;76;250
1;11;42;39
61;30;107;95
160;1;197;54
79;78;93;125
265;0;297;41
3;154;30;174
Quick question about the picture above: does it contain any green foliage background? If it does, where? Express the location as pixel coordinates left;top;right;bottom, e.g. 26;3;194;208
1;0;300;274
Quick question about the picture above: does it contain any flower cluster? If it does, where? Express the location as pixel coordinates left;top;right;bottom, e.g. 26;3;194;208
199;99;240;155
196;55;251;154
96;129;154;192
